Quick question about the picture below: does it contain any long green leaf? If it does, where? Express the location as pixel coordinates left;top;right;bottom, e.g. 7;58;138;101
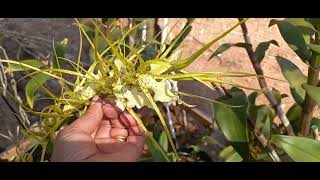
270;19;312;62
212;87;249;159
309;44;320;54
53;38;68;69
307;18;320;30
302;84;320;106
208;43;250;61
309;44;320;63
5;60;44;73
145;136;169;162
158;130;168;153
142;88;179;159
160;19;194;58
25;74;52;109
286;103;303;131
255;40;279;63
0;59;75;86
276;56;307;106
89;36;108;62
247;92;274;139
219;145;243;162
254;106;275;139
125;106;170;162
271;135;320;162
286;18;317;32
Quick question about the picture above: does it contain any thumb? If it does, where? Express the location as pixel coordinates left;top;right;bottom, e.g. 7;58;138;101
69;95;104;134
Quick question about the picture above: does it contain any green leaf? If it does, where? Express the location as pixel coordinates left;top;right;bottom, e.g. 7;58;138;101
286;18;317;32
208;43;251;61
286;103;302;123
53;38;68;69
271;88;287;105
79;24;94;33
158;131;168;153
167;153;178;162
254;106;275;139
247;92;274;139
5;60;44;73
311;117;320;127
309;44;320;54
146;135;169;162
261;113;272;139
165;26;192;58
152;123;163;140
212;87;249;159
162;18;195;58
248;92;259;105
302;84;320;106
255;40;279;63
247;93;259;123
271;135;320;162
307;18;320;30
89;36;109;62
25;74;51;109
102;18;117;26
219;145;243;162
272;89;282;105
276;56;307;106
308;44;320;63
191;145;201;153
270;19;312;62
286;103;302;131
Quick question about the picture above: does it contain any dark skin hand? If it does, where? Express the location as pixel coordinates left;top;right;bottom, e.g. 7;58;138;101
51;96;146;162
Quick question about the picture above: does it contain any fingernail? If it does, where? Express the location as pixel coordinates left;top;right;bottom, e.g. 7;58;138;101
91;95;100;105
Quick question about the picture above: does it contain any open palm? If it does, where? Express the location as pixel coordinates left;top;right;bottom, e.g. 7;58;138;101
51;96;146;162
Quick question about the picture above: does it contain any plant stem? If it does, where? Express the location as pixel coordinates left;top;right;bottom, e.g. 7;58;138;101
146;18;156;43
300;33;320;136
247;118;281;162
238;19;295;136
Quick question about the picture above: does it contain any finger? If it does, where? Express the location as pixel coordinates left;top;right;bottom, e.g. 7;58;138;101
69;95;103;134
51;128;97;162
119;112;145;136
119;112;146;150
101;101;119;120
93;117;112;151
91;127;99;139
94;119;111;139
94;138;125;153
102;103;128;138
127;136;146;151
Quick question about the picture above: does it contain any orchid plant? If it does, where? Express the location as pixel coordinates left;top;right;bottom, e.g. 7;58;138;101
0;18;272;162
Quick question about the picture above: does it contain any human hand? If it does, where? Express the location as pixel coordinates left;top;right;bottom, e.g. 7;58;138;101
51;96;146;162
